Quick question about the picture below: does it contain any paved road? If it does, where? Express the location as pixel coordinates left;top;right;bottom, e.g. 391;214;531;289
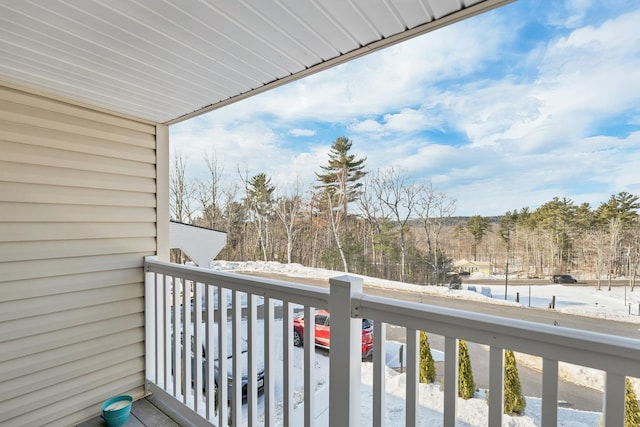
241;272;637;412
243;272;640;340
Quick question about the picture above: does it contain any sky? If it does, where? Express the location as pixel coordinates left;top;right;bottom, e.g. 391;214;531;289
207;260;640;426
170;0;640;217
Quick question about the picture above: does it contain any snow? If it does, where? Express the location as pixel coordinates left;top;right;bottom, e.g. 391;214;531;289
209;260;640;426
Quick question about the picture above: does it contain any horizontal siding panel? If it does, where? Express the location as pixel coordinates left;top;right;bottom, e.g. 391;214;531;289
0;202;156;222
0;237;157;262
0;182;156;207
0;288;143;327
0;86;156;426
0;139;155;178
0;268;144;301
0;222;156;243
0;253;147;283
0;358;143;422
0;328;144;383
0;160;156;193
0;119;156;163
2;313;144;361
0;343;144;405
0;98;156;148
0;86;156;134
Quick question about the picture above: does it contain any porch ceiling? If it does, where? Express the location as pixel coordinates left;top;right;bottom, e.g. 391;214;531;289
0;0;512;124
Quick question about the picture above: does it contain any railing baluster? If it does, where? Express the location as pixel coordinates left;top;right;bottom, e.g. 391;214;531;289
231;290;242;425
193;282;203;412
182;279;192;405
218;288;228;425
488;346;504;426
154;272;162;384
247;294;258;426
373;320;386;427
541;357;558;426
264;297;275;427
283;302;293;426
163;274;171;389
304;306;315;426
406;328;419;427
172;276;180;398
443;337;458;426
144;264;155;390
205;285;215;422
247;294;259;426
604;373;625;427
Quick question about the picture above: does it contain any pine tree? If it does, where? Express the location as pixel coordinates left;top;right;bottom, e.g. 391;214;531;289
316;137;367;272
419;331;435;383
458;340;475;399
626;378;640;427
503;349;526;415
316;137;367;216
466;215;490;261
245;173;275;261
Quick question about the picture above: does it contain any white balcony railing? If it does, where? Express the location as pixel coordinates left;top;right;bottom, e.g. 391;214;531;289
144;257;640;426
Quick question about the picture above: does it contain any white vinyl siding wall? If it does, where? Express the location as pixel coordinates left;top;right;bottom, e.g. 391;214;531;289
0;85;158;426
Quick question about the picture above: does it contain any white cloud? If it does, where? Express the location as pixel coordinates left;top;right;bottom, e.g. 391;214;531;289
169;2;640;216
207;11;512;124
288;128;316;137
348;119;385;135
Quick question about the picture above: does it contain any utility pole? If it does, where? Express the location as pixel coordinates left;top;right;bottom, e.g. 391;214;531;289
505;262;509;301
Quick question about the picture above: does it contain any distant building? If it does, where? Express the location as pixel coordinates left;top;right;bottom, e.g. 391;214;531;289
454;259;492;275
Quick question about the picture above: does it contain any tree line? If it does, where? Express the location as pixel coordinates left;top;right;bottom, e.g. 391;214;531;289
170;137;640;287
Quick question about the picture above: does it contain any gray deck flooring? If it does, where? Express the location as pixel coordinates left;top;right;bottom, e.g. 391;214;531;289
77;397;180;427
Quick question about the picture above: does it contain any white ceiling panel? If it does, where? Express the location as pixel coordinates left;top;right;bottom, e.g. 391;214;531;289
0;0;513;124
392;0;436;30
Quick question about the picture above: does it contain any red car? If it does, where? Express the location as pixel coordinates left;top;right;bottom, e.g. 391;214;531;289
292;309;374;358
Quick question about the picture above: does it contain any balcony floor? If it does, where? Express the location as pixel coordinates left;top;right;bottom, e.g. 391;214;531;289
77;397;180;427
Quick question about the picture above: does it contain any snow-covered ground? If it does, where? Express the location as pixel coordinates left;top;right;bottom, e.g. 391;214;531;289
210;260;640;426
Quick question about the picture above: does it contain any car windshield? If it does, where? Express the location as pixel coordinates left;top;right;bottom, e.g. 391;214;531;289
187;324;249;359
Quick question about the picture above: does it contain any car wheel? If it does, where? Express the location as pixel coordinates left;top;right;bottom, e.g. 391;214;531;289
293;329;303;347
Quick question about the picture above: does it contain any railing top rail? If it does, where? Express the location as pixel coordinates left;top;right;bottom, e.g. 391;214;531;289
145;257;330;310
358;293;640;375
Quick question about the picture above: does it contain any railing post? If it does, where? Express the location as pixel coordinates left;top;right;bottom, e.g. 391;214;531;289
541;358;558;427
443;337;459;426
488;346;504;426
603;373;625;427
144;256;157;393
329;275;363;427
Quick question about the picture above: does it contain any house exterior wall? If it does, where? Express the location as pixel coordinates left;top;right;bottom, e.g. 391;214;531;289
454;259;493;275
0;84;162;426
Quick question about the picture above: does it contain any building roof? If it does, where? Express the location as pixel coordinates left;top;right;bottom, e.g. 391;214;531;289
454;259;492;266
0;0;512;124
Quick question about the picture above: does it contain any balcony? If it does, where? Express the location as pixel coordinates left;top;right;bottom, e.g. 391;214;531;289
144;257;640;426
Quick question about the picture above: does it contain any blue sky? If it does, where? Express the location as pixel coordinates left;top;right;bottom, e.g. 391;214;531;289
170;0;640;217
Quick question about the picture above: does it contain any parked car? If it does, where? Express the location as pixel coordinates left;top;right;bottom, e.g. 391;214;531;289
176;323;265;400
446;272;462;289
551;274;577;284
292;309;374;359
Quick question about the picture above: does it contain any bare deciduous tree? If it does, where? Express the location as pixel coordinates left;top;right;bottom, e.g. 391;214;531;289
371;167;422;282
418;182;456;283
607;218;623;291
170;151;195;223
273;180;305;264
196;150;225;229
